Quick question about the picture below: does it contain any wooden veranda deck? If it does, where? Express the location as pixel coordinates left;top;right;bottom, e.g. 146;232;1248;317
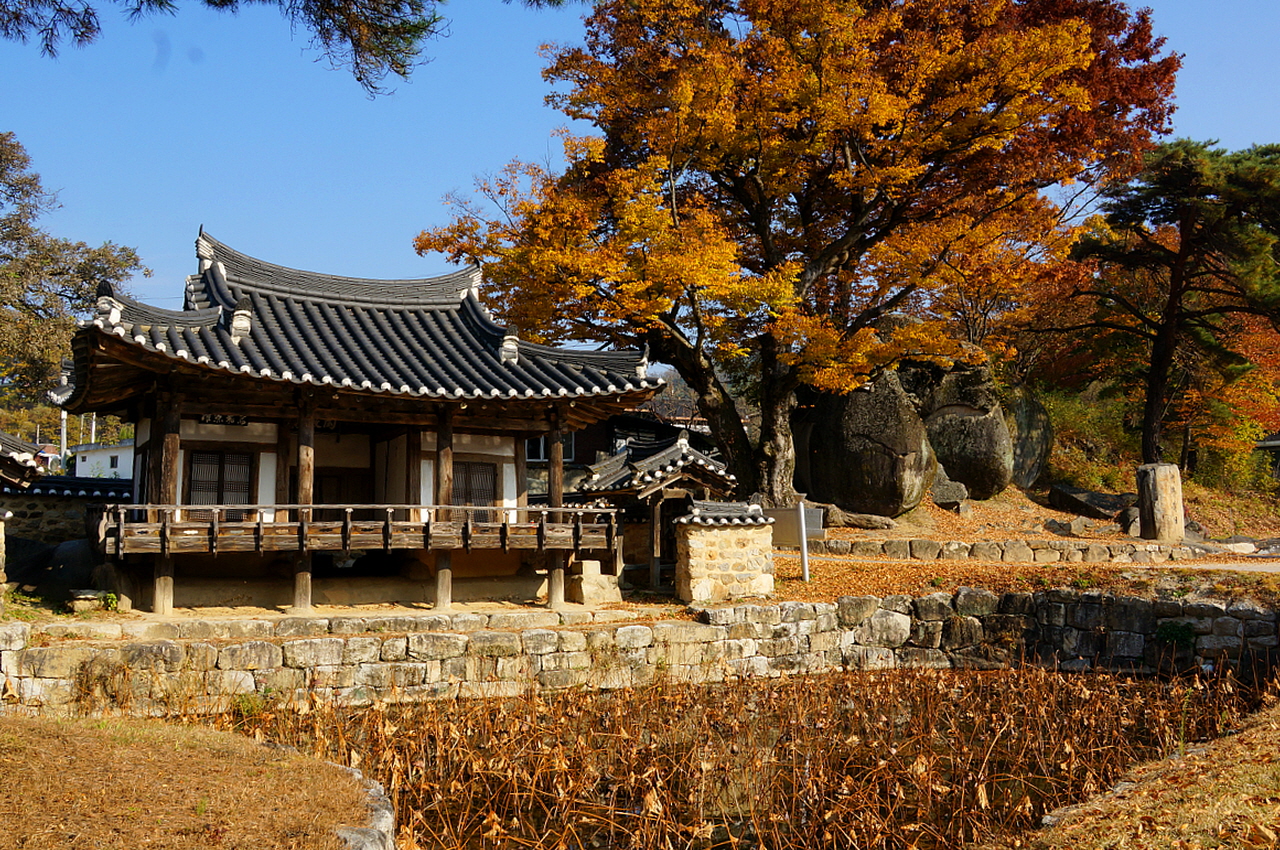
94;504;619;558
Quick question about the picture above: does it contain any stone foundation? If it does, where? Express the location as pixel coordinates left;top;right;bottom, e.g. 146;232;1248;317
2;589;1273;715
675;524;774;604
797;536;1200;563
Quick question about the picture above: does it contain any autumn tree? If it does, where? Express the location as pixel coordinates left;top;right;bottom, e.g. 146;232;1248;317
1;0;572;94
0;131;143;404
417;0;1178;504
1068;140;1280;464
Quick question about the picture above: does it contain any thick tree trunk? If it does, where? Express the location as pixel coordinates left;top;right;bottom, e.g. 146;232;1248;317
1143;247;1191;464
752;338;799;507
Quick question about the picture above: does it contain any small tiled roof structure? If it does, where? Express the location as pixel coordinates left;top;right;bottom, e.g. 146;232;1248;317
578;432;736;500
62;231;661;428
0;431;42;489
673;500;773;526
0;475;133;500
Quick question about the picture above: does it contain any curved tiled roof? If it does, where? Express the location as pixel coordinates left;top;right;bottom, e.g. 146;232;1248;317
0;431;42;488
69;231;661;407
579;432;735;497
0;475;132;499
673;500;773;526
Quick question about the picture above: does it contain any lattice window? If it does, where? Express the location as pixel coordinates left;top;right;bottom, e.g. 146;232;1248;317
453;460;497;521
188;450;253;519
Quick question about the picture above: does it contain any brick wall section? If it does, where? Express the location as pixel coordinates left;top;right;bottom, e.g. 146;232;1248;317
0;591;1274;714
796;537;1198;564
0;494;89;543
676;525;775;604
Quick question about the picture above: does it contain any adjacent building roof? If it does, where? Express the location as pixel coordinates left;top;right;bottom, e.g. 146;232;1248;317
0;475;133;499
673;500;773;526
578;432;736;500
63;231;661;424
0;431;42;489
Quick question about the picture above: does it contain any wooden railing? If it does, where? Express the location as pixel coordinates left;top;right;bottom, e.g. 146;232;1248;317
95;503;619;558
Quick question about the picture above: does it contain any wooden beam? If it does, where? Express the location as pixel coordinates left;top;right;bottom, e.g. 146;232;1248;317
154;556;174;616
650;494;663;590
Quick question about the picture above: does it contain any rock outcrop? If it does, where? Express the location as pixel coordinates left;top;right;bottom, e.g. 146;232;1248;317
919;364;1014;500
806;372;936;517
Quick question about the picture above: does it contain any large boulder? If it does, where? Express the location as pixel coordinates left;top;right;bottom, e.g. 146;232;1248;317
919;365;1013;500
806;372;937;517
1006;387;1054;489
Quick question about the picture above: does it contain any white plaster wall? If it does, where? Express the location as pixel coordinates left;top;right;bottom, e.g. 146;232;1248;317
135;418;151;446
421;432;514;457
258;452;277;520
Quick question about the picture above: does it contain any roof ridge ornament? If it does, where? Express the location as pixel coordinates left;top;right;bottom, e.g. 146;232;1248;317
229;296;253;346
636;344;649;380
95;281;124;326
500;327;520;365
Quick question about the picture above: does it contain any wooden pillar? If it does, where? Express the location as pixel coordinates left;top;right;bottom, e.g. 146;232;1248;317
434;406;454;610
406;427;423;522
548;413;566;609
514;433;528;517
275;427;291;508
649;494;663;590
293;400;315;612
152;390;182;615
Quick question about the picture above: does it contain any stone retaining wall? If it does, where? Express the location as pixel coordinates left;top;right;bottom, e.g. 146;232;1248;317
0;590;1274;714
0;493;90;543
796;537;1197;564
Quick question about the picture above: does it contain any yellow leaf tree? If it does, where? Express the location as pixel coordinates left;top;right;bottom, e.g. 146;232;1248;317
416;0;1178;504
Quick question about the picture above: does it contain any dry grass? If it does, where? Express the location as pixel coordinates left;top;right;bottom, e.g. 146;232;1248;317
977;696;1280;850
0;714;368;849
203;668;1264;850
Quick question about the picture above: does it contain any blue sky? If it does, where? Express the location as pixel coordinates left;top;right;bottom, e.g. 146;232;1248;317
2;0;1277;307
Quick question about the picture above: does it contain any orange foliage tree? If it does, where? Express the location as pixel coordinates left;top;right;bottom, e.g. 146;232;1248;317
416;0;1177;504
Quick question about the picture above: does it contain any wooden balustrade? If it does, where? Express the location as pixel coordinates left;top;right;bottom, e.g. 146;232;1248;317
96;503;618;558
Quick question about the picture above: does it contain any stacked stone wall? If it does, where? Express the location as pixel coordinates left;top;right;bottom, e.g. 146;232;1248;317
798;537;1197;564
0;590;1274;714
675;524;774;603
0;493;90;543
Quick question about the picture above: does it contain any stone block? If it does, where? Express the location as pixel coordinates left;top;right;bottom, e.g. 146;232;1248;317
1106;630;1147;660
343;637;382;665
184;643;219;671
282;638;344;668
1185;601;1227;619
274;618;330;638
449;613;489;632
940;541;971;560
0;623;30;652
1033;549;1060;563
1196;634;1242;658
407;633;469;660
1001;541;1034;562
882;540;911;560
1038;603;1066;628
1212;617;1243;637
207;670;256;696
652;622;724;644
480;611;556;631
779;601;817;622
225;620;275;639
327;617;369;635
837;595;880;628
355;663;426;688
1068;602;1105;631
558;631;588;653
969;541;1002;561
218;641;283;671
856;610;911;648
124;641;185;673
1228;600;1275;621
910;620;943;649
1137;462;1184;542
178;621;232;640
615;625;653;649
850;540;885;558
954;587;999;617
380;637;408;661
941;616;983;650
999;592;1036;615
521;629;559;655
881;595;913;615
539;669;590;689
467;631;522;657
844;646;895;670
1107;599;1155;634
15;646;106;679
1244;620;1276;639
897;648;951;669
909;539;942;560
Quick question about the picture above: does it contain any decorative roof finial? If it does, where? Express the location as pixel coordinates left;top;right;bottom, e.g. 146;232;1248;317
229;296;253;346
500;327;519;365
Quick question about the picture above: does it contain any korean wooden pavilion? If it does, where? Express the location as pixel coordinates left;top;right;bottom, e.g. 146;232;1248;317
60;231;661;613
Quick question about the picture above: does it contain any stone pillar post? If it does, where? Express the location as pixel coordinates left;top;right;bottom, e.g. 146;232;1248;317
434;406;454;611
1137;462;1184;542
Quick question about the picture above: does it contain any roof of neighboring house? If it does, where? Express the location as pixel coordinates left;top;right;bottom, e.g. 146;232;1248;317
61;231;661;424
0;431;42;489
0;475;132;499
673;499;773;526
577;432;736;500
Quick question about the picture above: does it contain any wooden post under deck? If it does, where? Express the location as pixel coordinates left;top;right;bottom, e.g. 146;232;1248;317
153;390;182;615
547;415;565;609
406;427;423;522
649;494;663;590
293;401;315;612
434;406;454;610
